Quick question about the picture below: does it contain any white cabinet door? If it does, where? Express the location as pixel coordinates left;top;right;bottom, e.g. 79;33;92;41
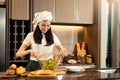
75;0;94;24
33;0;55;21
55;0;75;23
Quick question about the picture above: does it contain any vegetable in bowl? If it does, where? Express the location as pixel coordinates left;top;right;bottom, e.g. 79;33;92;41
41;58;58;70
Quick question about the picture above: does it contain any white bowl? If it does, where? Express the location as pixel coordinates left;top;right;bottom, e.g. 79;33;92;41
97;69;116;73
65;66;85;72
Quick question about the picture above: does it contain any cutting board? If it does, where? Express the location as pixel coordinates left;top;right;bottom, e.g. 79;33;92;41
28;73;56;79
27;69;66;79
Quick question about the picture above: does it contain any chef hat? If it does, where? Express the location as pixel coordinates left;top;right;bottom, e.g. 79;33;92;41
32;11;53;27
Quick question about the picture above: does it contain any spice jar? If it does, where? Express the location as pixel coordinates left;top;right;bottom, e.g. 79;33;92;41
86;54;92;64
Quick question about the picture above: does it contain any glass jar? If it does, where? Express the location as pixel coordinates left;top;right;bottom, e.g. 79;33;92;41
86;54;92;64
77;55;85;64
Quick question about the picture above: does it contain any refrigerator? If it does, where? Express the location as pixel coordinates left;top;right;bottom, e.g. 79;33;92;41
0;5;6;72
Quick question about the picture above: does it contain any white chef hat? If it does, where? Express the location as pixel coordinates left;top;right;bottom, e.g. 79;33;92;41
32;11;53;27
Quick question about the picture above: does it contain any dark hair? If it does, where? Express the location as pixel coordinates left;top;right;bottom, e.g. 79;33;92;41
33;25;54;46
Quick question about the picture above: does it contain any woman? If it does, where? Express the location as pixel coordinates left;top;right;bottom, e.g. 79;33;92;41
16;11;67;71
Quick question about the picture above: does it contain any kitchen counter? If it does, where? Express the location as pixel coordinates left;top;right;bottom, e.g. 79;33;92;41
1;68;120;80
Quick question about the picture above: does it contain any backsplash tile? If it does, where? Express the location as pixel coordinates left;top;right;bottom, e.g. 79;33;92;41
51;25;84;54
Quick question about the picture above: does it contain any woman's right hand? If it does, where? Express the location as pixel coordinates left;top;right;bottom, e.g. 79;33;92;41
29;50;39;58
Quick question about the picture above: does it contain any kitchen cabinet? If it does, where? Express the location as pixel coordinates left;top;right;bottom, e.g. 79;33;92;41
8;20;30;68
33;0;93;24
75;0;94;24
55;0;93;24
33;0;55;21
6;0;31;69
0;0;5;3
11;0;29;20
55;0;75;23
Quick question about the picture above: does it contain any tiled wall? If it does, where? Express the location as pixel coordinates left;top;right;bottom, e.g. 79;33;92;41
51;25;84;54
